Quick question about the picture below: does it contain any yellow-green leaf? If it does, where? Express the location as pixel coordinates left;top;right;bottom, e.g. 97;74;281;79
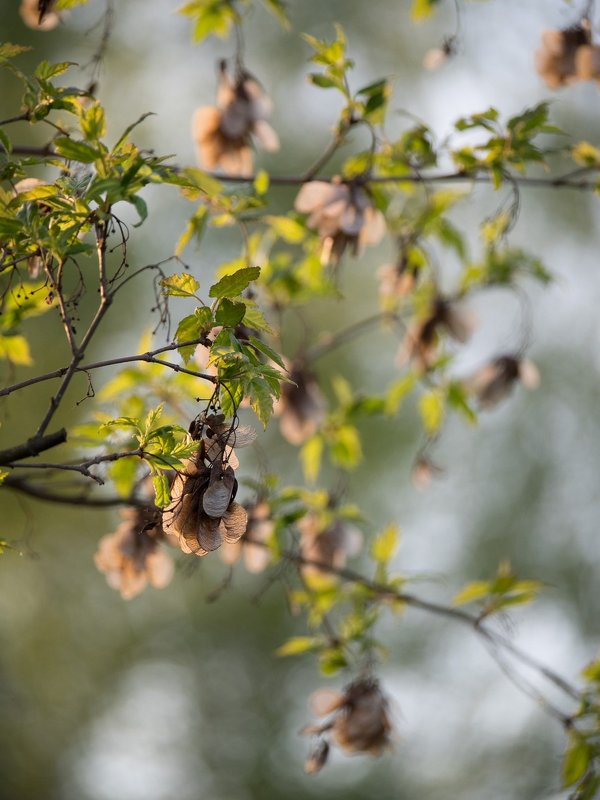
276;636;322;657
562;734;591;788
301;435;324;483
371;523;400;564
418;390;445;435
0;335;32;365
453;580;491;606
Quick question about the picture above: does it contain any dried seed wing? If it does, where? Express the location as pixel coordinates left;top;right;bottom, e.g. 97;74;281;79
518;359;540;389
253;119;280;152
304;739;330;775
222;501;248;543
231;425;257;448
146;549;175;589
197;514;223;551
294;181;335;214
310;688;345;716
203;465;235;518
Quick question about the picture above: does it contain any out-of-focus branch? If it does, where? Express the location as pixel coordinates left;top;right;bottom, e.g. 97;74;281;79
0;429;67;466
247;539;581;710
2;473;147;507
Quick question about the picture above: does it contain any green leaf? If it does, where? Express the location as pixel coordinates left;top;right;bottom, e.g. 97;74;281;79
453;581;491;606
160;273;200;297
411;0;440;21
261;0;291;29
329;424;362;469
0;43;31;61
447;381;477;425
265;215;306;243
300;435;323;483
254;169;270;195
0;468;8;484
572;141;600;167
130;194;148;226
247;335;285;369
371;524;399;563
215;298;246;326
53;137;102;163
385;375;417;415
0;335;32;365
209;266;261;299
247;376;274;427
0;128;11;154
109;457;139;498
418;391;445;435
562;734;591;788
34;60;75;80
276;636;322;657
80;102;106;141
319;647;348;675
152;472;171;509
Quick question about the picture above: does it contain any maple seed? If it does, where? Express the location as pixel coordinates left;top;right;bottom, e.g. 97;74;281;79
192;61;279;176
94;506;174;600
294;178;386;265
535;25;591;89
274;360;326;445
20;0;61;30
220;500;274;572
298;512;362;578
397;297;476;372
465;354;540;408
303;678;393;771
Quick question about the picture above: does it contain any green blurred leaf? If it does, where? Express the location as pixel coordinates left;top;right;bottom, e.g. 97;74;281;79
276;636;322;656
301;435;323;483
0;335;32;365
372;524;400;564
562;734;591;788
418;391;445;435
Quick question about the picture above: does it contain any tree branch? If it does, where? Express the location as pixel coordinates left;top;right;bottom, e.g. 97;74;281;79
0;429;67;466
0;338;217;399
2;473;147;507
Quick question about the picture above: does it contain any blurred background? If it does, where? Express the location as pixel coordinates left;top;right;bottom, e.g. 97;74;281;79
1;1;600;798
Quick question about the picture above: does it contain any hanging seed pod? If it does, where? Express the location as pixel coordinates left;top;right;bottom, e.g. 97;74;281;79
465;354;540;409
294;178;386;265
303;678;394;772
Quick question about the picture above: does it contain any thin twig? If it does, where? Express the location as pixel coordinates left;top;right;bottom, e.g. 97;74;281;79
0;338;217;399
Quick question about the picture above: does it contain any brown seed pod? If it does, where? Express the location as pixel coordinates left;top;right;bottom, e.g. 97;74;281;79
303;678;393;771
94;506;174;600
294;178;386;265
192;62;279;176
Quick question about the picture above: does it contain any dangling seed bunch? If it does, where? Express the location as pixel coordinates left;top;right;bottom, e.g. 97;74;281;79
95;501;175;600
294;178;386;266
397;296;476;372
20;0;61;30
535;21;600;88
465;354;540;409
297;510;362;578
193;60;279;176
220;498;274;572
274;359;326;445
163;412;254;556
303;678;394;773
